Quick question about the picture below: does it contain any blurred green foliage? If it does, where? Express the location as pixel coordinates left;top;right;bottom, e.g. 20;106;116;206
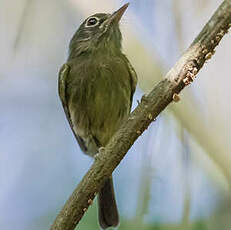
76;201;209;230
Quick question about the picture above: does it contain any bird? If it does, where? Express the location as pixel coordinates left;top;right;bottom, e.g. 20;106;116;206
58;3;137;229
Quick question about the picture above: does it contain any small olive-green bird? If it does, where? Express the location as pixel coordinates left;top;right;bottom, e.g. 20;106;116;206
58;3;137;229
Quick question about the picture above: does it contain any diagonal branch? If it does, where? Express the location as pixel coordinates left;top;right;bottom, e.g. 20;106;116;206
51;1;231;230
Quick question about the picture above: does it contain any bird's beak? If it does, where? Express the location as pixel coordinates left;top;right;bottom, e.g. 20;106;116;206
109;3;129;23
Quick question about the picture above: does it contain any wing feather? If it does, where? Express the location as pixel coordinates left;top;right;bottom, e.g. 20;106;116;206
58;63;88;152
122;56;138;109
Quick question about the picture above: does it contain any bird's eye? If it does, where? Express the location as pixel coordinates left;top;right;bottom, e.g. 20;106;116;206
86;17;99;27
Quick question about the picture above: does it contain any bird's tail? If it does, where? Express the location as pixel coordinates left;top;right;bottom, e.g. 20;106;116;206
98;177;119;229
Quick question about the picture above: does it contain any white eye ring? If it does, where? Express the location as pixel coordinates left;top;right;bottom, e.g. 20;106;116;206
85;17;99;27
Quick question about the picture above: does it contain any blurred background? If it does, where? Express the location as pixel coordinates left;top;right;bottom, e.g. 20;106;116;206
1;0;231;229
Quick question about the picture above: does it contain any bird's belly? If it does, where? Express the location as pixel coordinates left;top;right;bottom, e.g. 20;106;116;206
69;78;130;150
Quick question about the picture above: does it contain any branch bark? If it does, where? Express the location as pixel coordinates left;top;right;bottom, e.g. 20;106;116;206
51;1;231;229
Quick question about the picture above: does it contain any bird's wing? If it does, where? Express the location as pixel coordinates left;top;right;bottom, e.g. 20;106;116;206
123;56;138;108
58;63;88;152
127;60;137;95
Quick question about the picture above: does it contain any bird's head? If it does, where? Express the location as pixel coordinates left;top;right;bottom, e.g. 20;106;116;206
68;3;129;59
